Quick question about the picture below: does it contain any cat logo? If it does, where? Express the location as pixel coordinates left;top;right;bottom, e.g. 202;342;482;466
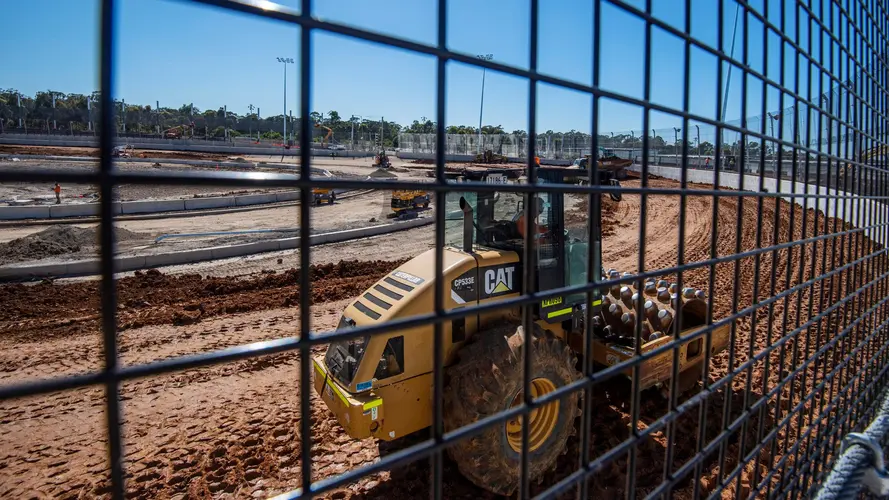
483;266;516;297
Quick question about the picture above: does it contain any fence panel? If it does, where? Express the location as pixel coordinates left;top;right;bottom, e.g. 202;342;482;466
1;0;887;499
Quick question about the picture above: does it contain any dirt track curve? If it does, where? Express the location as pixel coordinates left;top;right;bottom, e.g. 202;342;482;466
1;178;885;499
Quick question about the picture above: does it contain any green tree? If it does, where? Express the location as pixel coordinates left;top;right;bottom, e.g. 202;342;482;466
746;141;761;158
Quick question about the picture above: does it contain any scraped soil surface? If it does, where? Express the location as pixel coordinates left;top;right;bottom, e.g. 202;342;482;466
565;194;619;237
1;178;887;499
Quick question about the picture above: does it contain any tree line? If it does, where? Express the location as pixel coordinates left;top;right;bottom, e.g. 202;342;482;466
1;88;756;154
0;89;406;145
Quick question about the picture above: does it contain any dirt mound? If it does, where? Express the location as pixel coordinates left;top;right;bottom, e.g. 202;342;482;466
0;145;100;157
137;150;228;161
368;168;398;179
0;226;143;264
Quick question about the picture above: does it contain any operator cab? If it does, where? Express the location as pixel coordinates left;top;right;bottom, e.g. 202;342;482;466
444;167;611;323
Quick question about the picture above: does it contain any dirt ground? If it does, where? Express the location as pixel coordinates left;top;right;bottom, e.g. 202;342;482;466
0;190;414;265
0;178;883;499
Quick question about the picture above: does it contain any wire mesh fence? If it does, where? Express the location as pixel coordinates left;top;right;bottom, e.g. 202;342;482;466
1;0;888;499
398;81;883;165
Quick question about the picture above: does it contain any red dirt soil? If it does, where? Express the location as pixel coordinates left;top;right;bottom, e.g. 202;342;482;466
0;259;406;346
0;180;886;499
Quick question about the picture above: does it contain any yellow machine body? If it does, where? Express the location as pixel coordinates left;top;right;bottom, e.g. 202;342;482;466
313;244;730;441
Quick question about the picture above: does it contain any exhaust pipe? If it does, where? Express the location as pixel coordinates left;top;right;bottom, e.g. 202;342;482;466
459;196;473;253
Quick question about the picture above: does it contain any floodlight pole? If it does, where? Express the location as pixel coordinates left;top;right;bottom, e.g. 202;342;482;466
695;124;700;156
277;57;294;146
476;54;493;153
721;2;741;123
248;104;255;138
768;112;781;155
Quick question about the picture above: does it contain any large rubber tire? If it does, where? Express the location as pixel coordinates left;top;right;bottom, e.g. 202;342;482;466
443;323;581;496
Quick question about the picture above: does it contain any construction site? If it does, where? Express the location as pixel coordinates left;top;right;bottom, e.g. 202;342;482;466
3;0;889;497
0;138;880;499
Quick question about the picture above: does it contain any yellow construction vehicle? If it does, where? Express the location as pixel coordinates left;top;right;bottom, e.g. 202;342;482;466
313;167;730;495
312;188;336;205
373;150;391;168
314;124;334;148
474;149;509;164
387;189;430;218
312;169;337;205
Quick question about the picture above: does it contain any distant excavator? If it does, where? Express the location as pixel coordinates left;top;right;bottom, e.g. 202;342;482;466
473;149;509;164
163;126;186;139
314;124;334;148
163;123;194;139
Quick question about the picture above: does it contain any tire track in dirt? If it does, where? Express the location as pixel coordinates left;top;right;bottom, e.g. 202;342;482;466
0;300;359;500
0;260;403;499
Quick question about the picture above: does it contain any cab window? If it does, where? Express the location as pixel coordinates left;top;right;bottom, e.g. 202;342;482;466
564;193;590;289
374;336;405;379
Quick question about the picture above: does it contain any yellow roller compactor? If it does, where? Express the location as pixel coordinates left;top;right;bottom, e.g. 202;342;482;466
388;189;431;218
313;167;730;495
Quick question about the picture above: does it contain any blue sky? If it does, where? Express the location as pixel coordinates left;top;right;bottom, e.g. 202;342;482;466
2;0;841;137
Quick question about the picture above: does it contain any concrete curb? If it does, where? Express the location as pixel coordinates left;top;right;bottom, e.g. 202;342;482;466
0;216;433;281
0;190;304;220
